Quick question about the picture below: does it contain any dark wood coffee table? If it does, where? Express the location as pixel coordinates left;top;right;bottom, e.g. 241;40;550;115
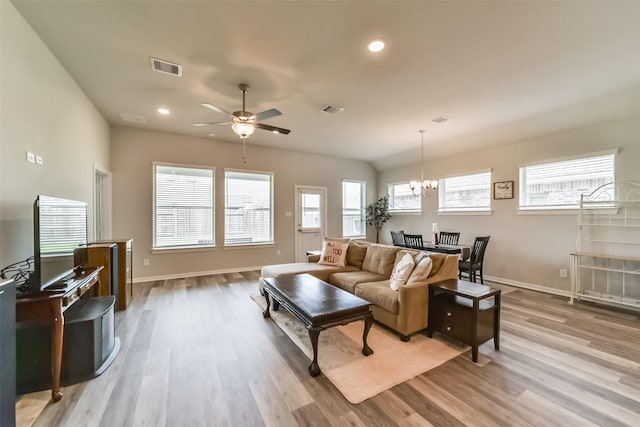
262;274;373;376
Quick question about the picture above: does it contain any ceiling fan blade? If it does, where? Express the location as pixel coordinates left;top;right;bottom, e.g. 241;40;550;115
201;103;234;117
192;121;232;127
254;108;282;121
256;122;291;135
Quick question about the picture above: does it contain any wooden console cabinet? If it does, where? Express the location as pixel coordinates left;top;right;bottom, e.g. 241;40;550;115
427;279;501;362
92;239;133;310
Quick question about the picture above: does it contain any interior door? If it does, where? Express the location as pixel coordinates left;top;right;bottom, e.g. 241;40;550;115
94;164;112;240
295;186;327;262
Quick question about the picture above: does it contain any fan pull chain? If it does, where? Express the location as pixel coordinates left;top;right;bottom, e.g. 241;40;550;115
242;139;247;164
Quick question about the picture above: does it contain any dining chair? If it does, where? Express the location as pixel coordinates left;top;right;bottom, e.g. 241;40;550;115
390;230;406;247
458;236;491;284
439;231;461;245
403;234;424;249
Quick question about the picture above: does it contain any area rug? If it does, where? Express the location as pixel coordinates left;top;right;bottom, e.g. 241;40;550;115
251;294;467;404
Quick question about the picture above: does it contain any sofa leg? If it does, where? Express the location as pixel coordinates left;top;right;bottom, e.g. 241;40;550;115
400;334;411;342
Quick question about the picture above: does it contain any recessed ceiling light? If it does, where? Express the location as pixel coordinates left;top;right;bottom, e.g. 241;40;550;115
367;39;385;53
157;108;170;115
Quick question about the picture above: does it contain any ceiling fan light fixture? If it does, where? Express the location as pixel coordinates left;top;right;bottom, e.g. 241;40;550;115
231;121;256;139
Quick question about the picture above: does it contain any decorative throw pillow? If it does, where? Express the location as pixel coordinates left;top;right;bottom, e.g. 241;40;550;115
346;242;368;269
390;253;416;291
407;253;433;284
318;237;349;267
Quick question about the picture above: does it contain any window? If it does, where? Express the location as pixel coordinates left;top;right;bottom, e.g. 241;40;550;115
153;163;214;249
342;180;366;238
439;171;491;212
519;151;615;210
225;170;274;246
388;182;421;213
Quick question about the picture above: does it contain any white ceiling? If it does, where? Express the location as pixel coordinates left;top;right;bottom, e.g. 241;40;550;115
12;1;640;170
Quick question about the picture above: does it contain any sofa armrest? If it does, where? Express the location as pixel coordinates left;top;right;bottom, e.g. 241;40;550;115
395;281;430;334
307;254;321;263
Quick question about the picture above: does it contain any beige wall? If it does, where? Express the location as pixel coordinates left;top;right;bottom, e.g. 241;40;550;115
379;116;640;294
110;126;377;280
0;2;110;268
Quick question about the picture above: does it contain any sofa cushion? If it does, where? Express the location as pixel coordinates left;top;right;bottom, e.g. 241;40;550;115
390;252;415;290
346;242;368;269
361;243;402;277
329;271;387;294
426;252;447;277
355;281;399;314
318;238;349;266
261;262;356;282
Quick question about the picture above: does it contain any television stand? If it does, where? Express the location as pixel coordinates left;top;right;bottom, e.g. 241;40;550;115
15;267;116;402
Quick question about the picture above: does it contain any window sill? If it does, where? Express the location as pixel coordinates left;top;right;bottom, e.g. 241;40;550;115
517;208;578;215
438;210;493;216
224;242;275;250
389;210;422;215
152;245;216;254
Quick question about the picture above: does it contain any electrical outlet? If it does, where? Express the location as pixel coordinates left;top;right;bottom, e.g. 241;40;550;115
143;259;150;266
559;268;568;278
276;249;281;256
36;155;43;165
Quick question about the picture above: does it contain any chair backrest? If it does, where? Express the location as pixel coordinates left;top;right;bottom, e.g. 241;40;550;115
390;230;406;246
470;236;491;264
439;231;460;245
403;233;424;249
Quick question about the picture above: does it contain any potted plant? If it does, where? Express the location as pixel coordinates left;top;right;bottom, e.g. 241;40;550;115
366;194;391;243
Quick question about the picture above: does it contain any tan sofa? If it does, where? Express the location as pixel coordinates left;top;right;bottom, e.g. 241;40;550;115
259;240;458;341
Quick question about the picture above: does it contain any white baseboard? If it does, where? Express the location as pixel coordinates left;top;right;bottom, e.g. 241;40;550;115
133;265;262;284
484;274;572;298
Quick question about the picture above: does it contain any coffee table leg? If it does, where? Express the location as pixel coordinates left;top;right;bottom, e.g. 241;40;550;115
362;313;374;356
308;327;321;377
263;291;271;318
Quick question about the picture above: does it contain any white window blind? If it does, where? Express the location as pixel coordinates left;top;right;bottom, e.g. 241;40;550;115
519;153;615;209
153;164;214;249
342;180;366;238
225;170;274;246
439;171;491;212
388;182;421;212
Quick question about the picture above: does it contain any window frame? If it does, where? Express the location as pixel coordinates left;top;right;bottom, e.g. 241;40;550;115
438;169;492;214
223;168;275;247
152;162;215;251
342;179;367;238
387;181;421;214
518;150;617;212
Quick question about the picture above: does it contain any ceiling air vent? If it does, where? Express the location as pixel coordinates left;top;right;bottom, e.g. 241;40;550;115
119;113;146;124
321;104;345;115
432;116;450;123
150;57;182;77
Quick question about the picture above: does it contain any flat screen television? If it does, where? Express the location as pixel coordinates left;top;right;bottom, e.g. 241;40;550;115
25;195;88;294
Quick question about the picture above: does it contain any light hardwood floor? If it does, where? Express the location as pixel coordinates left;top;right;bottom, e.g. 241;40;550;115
27;271;640;426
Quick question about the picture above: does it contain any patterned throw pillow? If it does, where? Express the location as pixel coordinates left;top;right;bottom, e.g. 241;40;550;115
318;238;349;267
390;252;416;290
407;253;433;284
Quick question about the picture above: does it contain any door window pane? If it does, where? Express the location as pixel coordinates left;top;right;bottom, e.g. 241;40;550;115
301;193;321;229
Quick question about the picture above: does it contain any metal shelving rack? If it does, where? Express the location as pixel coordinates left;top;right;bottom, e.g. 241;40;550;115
570;181;640;308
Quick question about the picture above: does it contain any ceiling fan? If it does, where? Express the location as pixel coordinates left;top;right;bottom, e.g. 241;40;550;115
193;83;291;138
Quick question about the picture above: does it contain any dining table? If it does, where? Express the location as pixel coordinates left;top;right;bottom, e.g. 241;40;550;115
420;243;471;261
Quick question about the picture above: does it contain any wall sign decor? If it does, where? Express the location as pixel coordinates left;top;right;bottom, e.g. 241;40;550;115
493;180;514;200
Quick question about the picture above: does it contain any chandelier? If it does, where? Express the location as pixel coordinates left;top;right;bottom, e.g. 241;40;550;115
409;130;438;197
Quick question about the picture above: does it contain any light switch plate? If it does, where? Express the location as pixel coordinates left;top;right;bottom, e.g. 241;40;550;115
26;151;35;163
36;155;43;165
